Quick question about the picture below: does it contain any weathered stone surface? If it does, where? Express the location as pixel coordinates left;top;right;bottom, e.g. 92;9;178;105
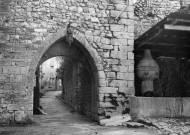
117;72;134;80
110;24;125;32
15;111;31;124
106;72;116;78
99;102;115;108
113;32;134;39
110;51;127;59
124;122;145;128
111;38;128;46
139;117;190;135
134;0;181;39
99;114;131;126
0;0;137;124
101;37;111;45
99;87;118;93
0;113;14;125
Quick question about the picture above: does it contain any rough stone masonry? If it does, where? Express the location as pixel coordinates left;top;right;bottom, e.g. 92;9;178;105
0;0;135;125
0;0;188;126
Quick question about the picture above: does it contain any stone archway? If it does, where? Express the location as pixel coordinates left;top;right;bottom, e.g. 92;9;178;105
28;27;106;120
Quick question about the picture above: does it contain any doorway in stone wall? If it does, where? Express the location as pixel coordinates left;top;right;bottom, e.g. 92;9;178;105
32;36;99;121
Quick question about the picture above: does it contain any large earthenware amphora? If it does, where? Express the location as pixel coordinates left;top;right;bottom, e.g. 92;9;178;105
136;49;159;96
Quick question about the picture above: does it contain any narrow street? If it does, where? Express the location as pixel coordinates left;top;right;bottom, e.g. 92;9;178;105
0;91;158;135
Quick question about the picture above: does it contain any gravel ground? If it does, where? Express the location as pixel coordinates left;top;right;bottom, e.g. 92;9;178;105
139;117;190;135
0;91;158;135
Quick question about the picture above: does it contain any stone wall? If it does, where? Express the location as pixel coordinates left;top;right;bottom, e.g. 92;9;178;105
62;59;94;118
134;0;188;39
0;0;135;125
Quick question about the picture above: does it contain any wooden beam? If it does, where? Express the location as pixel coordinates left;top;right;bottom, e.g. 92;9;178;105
145;42;190;47
135;29;163;50
166;18;177;24
164;24;190;31
167;18;190;23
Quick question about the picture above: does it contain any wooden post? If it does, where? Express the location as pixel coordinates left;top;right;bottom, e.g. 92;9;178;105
33;68;41;114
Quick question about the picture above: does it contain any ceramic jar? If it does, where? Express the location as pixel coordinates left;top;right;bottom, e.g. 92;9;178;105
136;49;159;96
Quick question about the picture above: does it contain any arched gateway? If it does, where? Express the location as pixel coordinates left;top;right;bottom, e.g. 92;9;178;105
0;0;135;125
28;27;106;121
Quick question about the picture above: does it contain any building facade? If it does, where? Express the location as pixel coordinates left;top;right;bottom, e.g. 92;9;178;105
0;0;189;125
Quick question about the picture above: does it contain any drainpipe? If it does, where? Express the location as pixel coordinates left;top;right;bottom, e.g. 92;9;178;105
115;0;129;20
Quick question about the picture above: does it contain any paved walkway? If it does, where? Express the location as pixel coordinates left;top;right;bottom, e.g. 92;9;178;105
0;91;158;135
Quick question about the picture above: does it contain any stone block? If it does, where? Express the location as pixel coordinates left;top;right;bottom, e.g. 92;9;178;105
99;79;107;87
110;24;124;31
106;72;116;78
7;104;18;111
128;52;134;60
99;102;115;108
99;114;131;126
0;113;14;125
119;86;131;94
93;30;101;36
99;94;105;102
118;19;134;25
0;60;11;66
112;65;129;73
115;4;127;10
4;83;13;90
126;87;135;95
128;11;134;19
101;37;111;45
128;25;134;33
91;17;99;22
128;0;134;5
110;10;128;18
34;28;47;33
97;64;104;70
128;81;134;88
21;67;29;74
10;75;22;82
113;32;134;39
103;51;110;58
0;75;7;81
100;45;113;50
128;65;134;73
78;7;83;13
120;60;134;66
3;66;21;74
128;39;134;46
98;71;106;79
85;30;93;36
99;87;118;94
108;80;128;88
109;0;127;4
14;111;32;124
104;59;119;65
110;50;127;59
119;45;133;52
86;36;94;43
94;36;101;43
15;61;29;66
111;38;128;46
117;72;134;80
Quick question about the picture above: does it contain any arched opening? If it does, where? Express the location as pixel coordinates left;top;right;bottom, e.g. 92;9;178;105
32;36;99;120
